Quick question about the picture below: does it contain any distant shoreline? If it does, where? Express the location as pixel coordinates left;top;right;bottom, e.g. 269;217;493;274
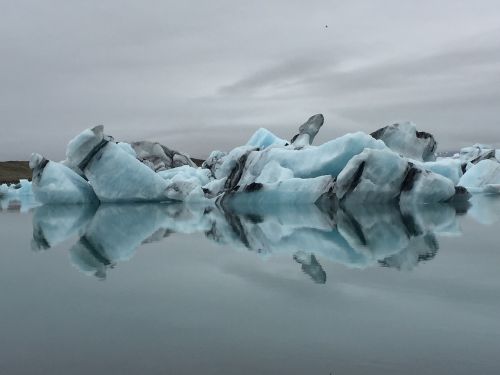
0;161;31;184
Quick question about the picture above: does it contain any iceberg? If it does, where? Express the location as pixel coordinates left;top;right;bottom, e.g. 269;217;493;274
246;128;288;149
370;122;437;162
30;153;98;204
334;148;458;205
459;144;499;170
420;158;463;185
458;159;500;194
15;113;500;207
65;126;173;202
131;140;196;171
0;179;39;212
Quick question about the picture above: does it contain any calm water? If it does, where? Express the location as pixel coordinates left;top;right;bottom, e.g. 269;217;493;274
1;197;499;374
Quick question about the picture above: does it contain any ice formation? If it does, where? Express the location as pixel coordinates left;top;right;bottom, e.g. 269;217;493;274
30;153;97;204
458;144;499;171
131;140;196;171
290;113;324;147
370;122;437;162
4;113;500;211
458;159;500;194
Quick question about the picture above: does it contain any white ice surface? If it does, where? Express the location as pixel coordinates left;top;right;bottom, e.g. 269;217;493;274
420;158;462;185
336;148;408;202
157;165;211;201
374;122;436;161
82;142;172;202
225;175;334;207
246;128;287;149
458;159;500;194
400;169;456;205
33;162;97;204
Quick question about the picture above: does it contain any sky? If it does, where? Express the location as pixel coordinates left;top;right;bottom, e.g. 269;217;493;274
1;0;500;160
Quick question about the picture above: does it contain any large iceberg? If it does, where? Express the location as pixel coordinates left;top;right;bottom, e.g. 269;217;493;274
10;113;500;208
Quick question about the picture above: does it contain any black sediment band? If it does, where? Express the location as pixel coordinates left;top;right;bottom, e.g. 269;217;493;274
77;138;110;171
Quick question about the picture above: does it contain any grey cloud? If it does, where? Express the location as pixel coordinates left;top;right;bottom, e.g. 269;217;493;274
1;1;500;160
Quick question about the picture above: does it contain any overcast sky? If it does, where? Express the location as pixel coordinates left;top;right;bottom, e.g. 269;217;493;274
1;0;500;160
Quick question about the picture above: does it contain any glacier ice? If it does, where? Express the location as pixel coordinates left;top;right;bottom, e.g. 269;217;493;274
7;113;500;283
66;127;173;202
11;113;500;209
290;113;324;148
131;140;196;172
371;122;437;162
459;144;499;169
335;148;410;203
458;159;500;194
334;148;459;205
0;179;33;198
0;179;39;212
246;128;288;149
420;158;463;185
30;153;98;204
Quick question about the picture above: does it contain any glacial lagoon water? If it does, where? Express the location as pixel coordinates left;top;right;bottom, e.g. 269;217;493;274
1;198;500;374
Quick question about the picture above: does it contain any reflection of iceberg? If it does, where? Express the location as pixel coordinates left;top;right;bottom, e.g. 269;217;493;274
31;204;98;250
294;251;327;284
467;195;500;225
31;200;466;280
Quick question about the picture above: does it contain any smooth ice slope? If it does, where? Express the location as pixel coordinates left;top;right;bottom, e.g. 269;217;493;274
459;159;500;194
246;128;288;149
65;128;173;202
30;154;97;204
371;122;437;162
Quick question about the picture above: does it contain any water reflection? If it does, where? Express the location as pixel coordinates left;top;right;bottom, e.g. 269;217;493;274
29;200;473;281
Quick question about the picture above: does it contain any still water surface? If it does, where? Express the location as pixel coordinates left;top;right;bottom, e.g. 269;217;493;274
0;197;499;374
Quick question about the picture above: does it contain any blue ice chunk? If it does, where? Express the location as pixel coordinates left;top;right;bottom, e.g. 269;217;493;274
246;128;287;149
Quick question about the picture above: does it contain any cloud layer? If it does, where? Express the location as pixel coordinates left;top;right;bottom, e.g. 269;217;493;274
1;0;499;160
